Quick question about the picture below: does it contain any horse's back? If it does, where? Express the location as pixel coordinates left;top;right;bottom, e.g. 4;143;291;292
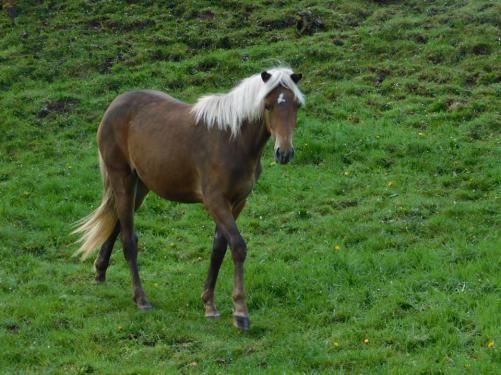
98;89;193;151
102;89;189;122
124;89;187;106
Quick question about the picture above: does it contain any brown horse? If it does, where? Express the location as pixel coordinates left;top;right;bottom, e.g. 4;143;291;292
73;67;304;330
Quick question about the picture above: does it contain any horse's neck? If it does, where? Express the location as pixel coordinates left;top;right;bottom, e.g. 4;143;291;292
238;119;270;160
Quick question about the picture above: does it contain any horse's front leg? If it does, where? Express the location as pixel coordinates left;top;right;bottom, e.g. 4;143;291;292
202;201;245;320
205;198;249;330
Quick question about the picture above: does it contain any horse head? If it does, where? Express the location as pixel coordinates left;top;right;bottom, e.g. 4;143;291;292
261;71;303;164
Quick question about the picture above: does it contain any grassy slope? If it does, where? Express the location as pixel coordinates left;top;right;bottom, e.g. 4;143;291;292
1;0;500;373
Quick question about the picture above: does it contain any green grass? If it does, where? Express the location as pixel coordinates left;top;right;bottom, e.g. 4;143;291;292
1;0;500;373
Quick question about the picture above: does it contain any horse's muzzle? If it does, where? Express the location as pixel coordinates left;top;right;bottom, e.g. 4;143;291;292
275;147;295;164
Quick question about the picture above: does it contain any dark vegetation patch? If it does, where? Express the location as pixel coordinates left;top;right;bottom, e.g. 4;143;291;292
259;14;296;31
37;97;80;118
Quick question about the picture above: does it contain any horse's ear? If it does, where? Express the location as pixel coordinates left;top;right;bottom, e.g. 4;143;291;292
261;71;272;83
291;73;302;84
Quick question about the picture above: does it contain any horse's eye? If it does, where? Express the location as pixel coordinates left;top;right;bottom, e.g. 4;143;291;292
264;103;272;111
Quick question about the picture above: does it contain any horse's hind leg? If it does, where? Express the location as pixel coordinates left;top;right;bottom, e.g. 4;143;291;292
201;226;227;318
94;179;149;283
94;222;120;282
108;170;151;310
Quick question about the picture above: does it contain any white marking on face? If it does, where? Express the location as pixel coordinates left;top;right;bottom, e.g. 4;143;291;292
277;93;286;104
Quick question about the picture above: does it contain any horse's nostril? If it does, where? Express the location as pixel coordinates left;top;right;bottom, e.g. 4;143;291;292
274;148;294;164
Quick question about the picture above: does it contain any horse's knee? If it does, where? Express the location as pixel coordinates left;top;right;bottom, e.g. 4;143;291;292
213;231;227;253
231;237;247;263
214;229;225;243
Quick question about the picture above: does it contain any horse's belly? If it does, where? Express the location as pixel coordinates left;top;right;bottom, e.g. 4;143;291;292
154;188;202;203
135;164;202;203
132;154;200;202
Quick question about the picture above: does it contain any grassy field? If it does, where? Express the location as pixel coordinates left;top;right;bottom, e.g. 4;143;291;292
1;0;500;373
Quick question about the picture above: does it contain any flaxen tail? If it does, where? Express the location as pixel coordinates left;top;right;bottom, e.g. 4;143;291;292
72;152;117;260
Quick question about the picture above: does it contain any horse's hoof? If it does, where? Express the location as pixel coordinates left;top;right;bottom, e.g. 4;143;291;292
205;311;221;320
134;295;152;310
137;302;152;311
233;315;250;331
95;274;106;283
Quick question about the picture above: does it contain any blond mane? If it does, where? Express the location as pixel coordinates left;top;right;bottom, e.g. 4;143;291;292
192;67;305;136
